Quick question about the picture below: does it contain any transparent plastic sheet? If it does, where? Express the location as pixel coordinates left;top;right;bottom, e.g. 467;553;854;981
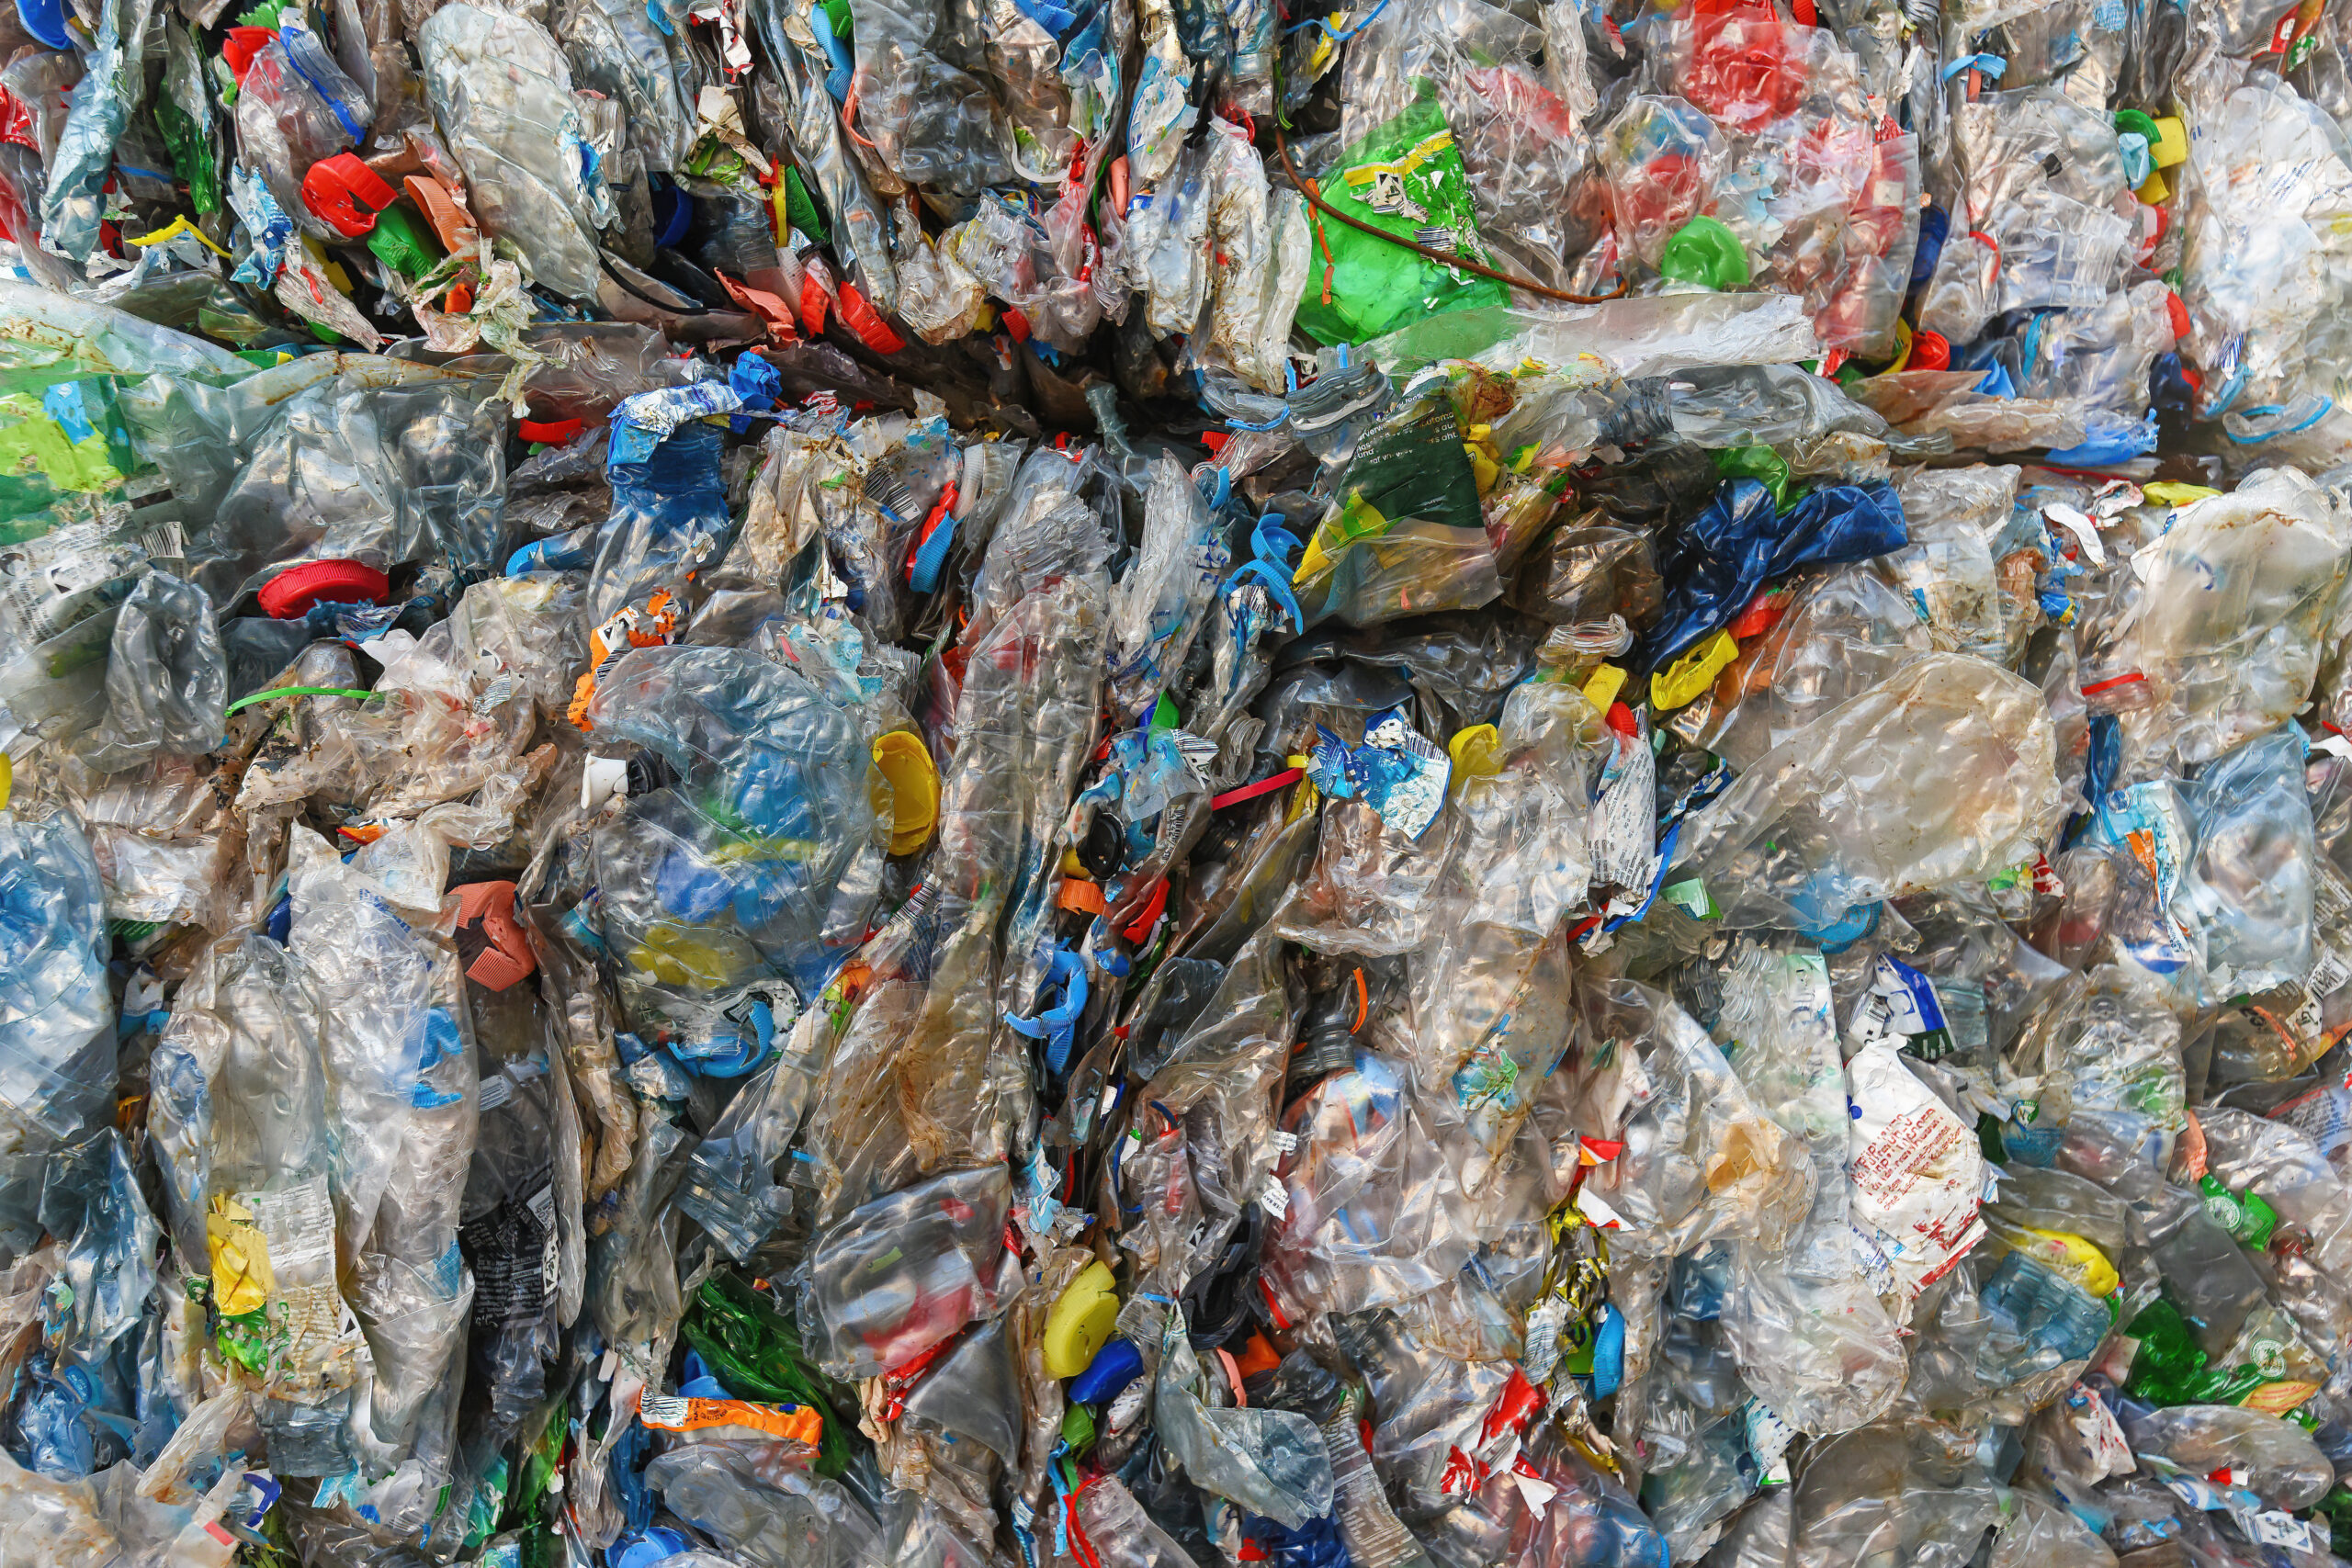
586;641;882;1022
182;364;507;607
74;571;226;774
2180;76;2352;423
1682;562;1932;770
795;1163;1012;1378
2106;468;2352;769
233;27;368;241
0;810;119;1139
1703;942;1905;1435
557;0;703;174
1153;1311;1337;1529
1669;652;2062;931
1559;977;1807;1260
419;2;613;300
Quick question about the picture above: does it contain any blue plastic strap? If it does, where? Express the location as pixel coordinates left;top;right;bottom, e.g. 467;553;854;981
1283;0;1389;42
2224;397;2333;444
1002;948;1090;1074
1223;513;1305;630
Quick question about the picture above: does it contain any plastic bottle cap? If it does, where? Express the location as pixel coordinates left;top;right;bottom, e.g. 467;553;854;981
519;416;584;444
650;185;695;249
2147;115;2189;167
1043;1261;1121;1379
256;558;391;618
1650;628;1741;711
221;25;277;82
1067;1336;1143;1404
453;881;536;991
1447;723;1502;783
403;175;479;254
15;0;73;51
582;755;630;814
871;729;940;855
1909;329;1951;371
301;152;396;238
836;281;907;354
364;203;443;280
2165;290;2190;340
1657;214;1751;291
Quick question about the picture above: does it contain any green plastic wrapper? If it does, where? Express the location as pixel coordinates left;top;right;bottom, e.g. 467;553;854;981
680;1272;861;1476
1711;446;1793;509
1292;91;1510;346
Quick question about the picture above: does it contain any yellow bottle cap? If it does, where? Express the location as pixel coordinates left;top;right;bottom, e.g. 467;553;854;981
1650;630;1739;712
872;729;941;856
1042;1260;1121;1379
1448;723;1502;784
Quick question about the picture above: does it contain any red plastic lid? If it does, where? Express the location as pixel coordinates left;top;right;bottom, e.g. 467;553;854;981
453;881;537;990
836;281;907;355
519;416;584;444
2165;289;2190;340
797;274;831;336
301;152;396;238
222;26;277;84
1910;329;1951;370
257;559;392;619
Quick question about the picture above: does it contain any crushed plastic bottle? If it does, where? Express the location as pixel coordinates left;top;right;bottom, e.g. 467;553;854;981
15;0;2352;1562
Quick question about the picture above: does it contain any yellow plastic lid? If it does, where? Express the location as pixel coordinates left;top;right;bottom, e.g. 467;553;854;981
1650;630;1739;712
1448;723;1502;784
872;729;940;856
1043;1260;1120;1379
2148;115;2188;168
1582;663;1627;714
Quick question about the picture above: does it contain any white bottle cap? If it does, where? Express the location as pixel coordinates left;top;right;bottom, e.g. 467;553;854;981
582;755;630;814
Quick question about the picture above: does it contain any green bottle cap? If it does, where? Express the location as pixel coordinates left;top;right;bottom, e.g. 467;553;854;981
1657;215;1750;291
366;203;444;283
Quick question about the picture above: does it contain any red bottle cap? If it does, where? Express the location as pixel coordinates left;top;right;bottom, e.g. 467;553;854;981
1910;329;1951;370
453;881;537;990
836;281;907;354
301;152;397;238
257;559;392;619
518;416;584;445
222;26;277;84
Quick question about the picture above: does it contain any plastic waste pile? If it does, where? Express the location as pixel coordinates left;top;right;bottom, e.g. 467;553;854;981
20;0;2352;1562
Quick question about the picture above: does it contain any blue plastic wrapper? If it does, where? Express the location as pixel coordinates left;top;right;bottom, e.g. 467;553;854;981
1644;479;1909;667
